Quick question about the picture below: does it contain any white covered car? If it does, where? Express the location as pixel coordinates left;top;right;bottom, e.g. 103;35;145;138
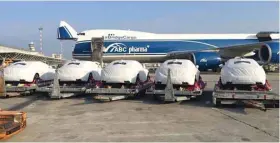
220;58;266;85
58;60;102;82
155;59;201;85
4;61;55;83
101;60;149;84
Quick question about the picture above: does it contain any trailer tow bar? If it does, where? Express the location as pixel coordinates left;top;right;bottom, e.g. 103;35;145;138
164;68;176;102
50;69;61;99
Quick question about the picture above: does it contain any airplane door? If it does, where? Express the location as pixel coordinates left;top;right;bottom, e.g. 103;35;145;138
91;37;104;66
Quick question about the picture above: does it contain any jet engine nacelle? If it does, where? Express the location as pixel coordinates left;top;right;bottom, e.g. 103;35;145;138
258;41;279;64
189;52;223;71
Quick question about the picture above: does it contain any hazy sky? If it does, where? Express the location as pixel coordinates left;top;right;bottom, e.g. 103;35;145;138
0;1;279;59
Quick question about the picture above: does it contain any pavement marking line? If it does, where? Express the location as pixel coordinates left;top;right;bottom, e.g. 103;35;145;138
107;132;196;138
47;120;201;127
211;107;279;139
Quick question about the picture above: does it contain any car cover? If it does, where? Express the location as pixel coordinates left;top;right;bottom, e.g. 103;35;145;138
221;58;266;85
155;59;200;85
4;61;55;82
101;60;148;84
58;60;102;81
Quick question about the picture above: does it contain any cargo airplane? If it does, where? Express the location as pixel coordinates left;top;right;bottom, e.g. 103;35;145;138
57;21;279;71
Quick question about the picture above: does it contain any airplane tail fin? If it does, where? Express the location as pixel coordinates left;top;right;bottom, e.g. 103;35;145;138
57;21;78;40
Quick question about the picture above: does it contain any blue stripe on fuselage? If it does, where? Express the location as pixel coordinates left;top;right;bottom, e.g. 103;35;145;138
72;39;262;56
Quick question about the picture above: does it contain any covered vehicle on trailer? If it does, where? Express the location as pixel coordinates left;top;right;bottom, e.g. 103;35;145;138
101;60;149;87
220;57;269;90
213;57;279;110
58;60;102;85
147;59;206;102
36;60;103;99
2;61;55;97
85;60;152;101
4;61;55;84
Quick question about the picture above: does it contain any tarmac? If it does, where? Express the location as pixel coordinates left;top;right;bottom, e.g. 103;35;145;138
1;73;279;142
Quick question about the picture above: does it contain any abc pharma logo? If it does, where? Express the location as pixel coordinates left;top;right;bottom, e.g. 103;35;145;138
104;43;149;53
104;43;128;53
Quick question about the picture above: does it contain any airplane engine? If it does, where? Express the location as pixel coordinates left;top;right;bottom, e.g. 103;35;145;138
189;52;223;72
258;41;279;64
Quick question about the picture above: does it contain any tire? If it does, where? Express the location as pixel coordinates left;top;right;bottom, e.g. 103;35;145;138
87;73;93;83
136;74;141;84
33;73;40;84
213;68;221;73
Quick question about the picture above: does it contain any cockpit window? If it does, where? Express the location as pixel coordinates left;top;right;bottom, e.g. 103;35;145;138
68;62;80;65
234;61;251;64
167;61;182;65
14;63;26;66
113;62;126;65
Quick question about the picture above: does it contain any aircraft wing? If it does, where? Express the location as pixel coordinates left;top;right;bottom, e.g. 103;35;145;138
166;42;266;59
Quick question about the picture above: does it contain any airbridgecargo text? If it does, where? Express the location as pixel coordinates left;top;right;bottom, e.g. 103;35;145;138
103;34;137;40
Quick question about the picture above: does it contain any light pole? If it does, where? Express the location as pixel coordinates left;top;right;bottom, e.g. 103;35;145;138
60;40;63;59
39;26;43;54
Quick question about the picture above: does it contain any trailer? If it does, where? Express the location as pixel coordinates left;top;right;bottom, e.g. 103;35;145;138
86;80;153;102
37;37;153;101
37;69;154;100
0;68;52;98
36;69;90;99
0;60;55;98
212;83;279;111
146;69;207;103
212;58;279;111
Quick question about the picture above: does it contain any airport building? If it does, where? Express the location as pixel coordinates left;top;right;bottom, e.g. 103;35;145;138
0;42;65;66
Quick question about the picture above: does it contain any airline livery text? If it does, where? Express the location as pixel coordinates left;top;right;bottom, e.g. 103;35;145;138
103;34;137;40
104;43;149;53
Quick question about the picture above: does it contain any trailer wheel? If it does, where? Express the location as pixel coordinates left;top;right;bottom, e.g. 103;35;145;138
136;74;141;84
33;73;40;84
152;94;158;100
87;73;94;83
30;89;36;95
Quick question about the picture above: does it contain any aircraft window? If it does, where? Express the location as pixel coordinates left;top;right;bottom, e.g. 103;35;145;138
68;62;80;65
14;63;26;66
234;61;251;64
167;61;182;65
113;62;126;65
